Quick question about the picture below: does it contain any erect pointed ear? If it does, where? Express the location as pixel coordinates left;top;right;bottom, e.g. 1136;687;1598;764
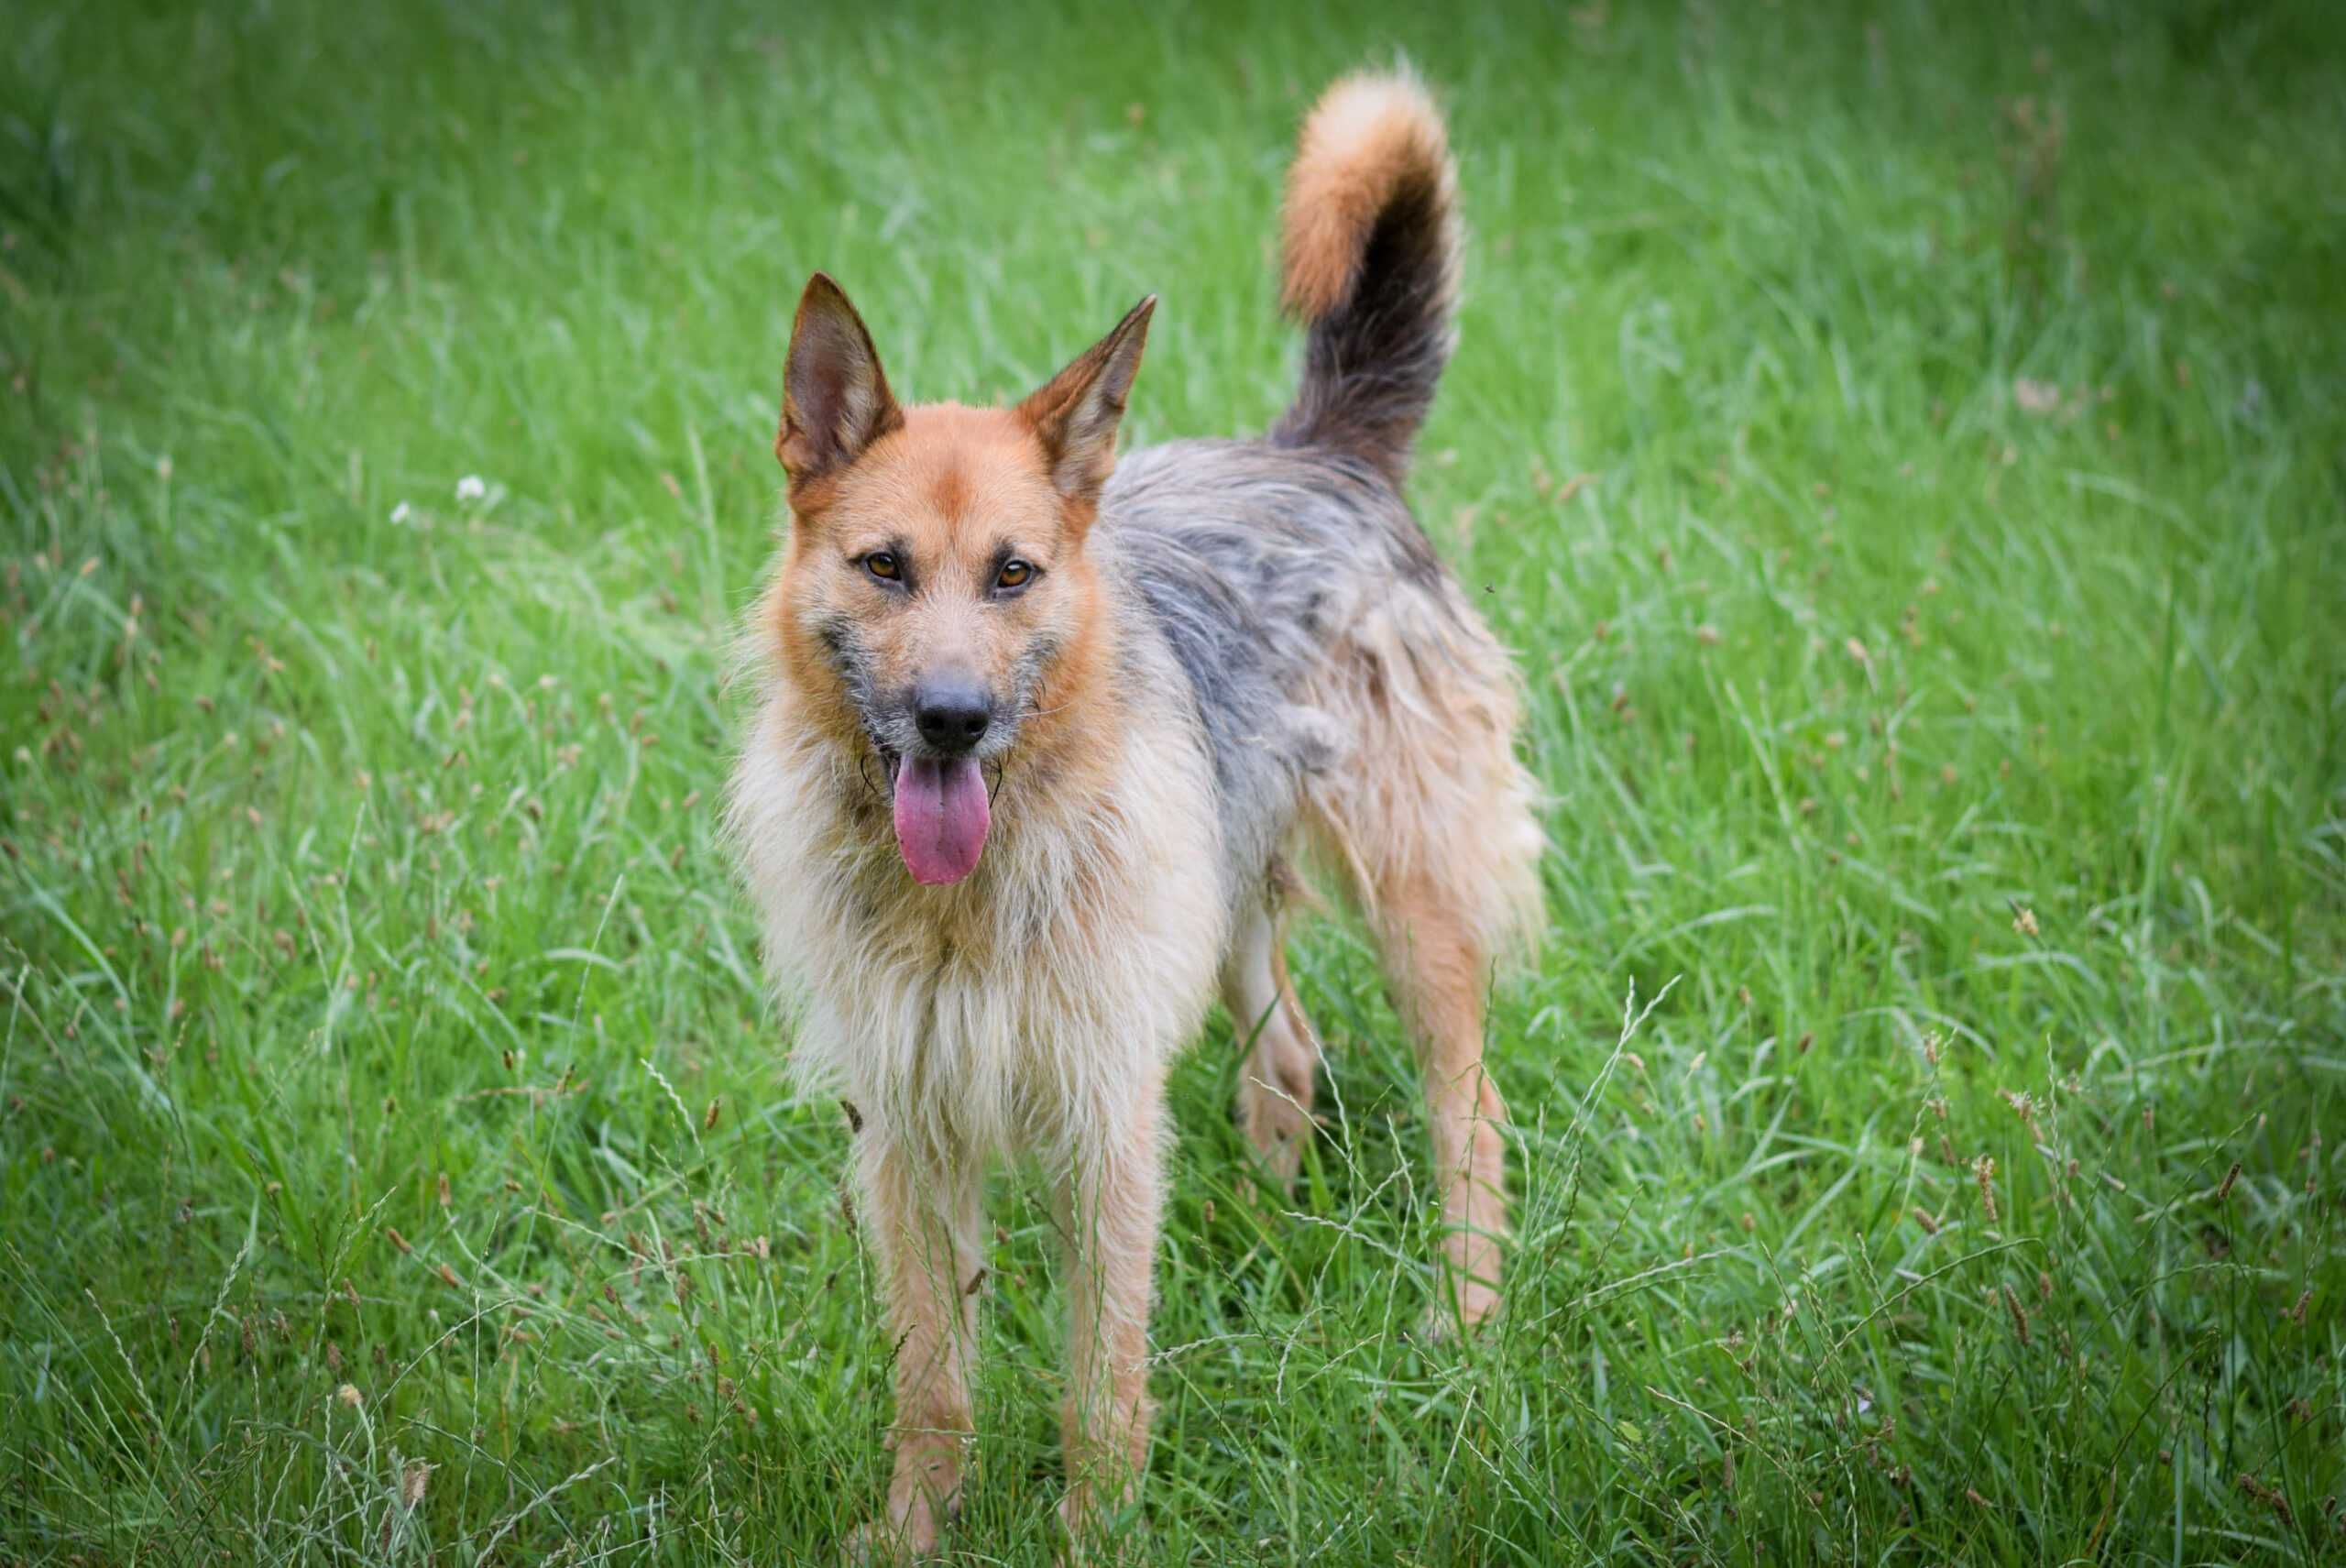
775;273;904;491
1016;295;1156;505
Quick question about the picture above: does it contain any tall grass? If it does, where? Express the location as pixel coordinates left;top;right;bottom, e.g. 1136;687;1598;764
3;0;2341;1562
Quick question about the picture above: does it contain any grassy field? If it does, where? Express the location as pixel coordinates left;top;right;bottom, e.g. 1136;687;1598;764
4;0;2343;1562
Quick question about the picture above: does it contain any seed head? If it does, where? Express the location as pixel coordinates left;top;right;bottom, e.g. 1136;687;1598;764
2238;1475;2291;1523
2001;1282;2032;1345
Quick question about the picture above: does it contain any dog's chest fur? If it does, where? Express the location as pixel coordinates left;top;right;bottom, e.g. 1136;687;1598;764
728;646;1224;1162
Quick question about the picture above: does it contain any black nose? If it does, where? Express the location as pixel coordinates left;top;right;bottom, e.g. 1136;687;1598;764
912;677;992;754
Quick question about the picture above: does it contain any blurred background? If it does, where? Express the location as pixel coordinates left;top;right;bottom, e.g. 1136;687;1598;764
3;1;2341;1562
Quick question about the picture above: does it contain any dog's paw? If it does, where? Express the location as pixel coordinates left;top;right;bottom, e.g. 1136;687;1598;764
1056;1488;1142;1566
841;1514;939;1566
1235;1078;1311;1195
1416;1278;1502;1344
840;1518;917;1566
841;1486;956;1564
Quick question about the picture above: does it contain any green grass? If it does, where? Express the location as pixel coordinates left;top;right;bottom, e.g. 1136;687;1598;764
4;0;2343;1562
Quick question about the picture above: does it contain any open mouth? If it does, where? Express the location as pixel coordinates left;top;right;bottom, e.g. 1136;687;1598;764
879;748;992;887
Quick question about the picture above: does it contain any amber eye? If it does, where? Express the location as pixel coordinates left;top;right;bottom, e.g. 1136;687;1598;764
995;559;1033;590
863;552;901;582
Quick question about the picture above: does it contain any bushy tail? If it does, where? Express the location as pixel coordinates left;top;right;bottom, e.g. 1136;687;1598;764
1269;70;1461;487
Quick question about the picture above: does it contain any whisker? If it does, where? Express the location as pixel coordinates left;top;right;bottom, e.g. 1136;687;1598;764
1023;690;1091;721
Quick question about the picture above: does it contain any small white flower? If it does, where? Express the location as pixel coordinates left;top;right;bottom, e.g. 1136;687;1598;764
2012;378;2061;416
455;475;488;502
389;500;411;525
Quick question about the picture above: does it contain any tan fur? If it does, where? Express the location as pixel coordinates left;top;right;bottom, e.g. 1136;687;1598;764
728;69;1541;1559
1279;71;1457;322
848;1138;982;1558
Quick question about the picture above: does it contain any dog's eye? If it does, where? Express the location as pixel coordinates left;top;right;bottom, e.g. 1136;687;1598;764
863;553;901;583
995;559;1034;590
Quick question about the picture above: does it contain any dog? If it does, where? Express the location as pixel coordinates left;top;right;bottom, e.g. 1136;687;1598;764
727;69;1544;1557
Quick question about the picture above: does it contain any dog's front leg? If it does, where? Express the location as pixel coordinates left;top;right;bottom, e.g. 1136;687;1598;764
847;1132;984;1563
1054;1072;1166;1555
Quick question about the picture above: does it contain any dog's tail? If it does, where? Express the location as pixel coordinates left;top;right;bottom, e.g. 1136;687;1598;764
1270;70;1460;487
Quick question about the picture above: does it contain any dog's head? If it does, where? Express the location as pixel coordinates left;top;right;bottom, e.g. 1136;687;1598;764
766;273;1153;886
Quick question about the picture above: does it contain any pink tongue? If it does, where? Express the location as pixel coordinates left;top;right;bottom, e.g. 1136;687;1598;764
891;755;991;885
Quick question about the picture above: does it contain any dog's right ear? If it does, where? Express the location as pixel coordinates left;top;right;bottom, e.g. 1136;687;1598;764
775;274;904;492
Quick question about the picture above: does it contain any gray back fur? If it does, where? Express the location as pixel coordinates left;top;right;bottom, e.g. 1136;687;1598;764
1094;435;1467;911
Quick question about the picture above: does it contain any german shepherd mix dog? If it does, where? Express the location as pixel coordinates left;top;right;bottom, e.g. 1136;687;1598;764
729;71;1543;1556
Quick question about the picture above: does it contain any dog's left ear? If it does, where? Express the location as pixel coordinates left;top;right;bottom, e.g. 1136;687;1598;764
1017;295;1156;509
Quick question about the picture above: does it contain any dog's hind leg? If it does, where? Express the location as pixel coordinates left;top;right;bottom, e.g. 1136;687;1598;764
847;1135;984;1563
1302;611;1544;1333
1219;897;1321;1192
1368;872;1510;1333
